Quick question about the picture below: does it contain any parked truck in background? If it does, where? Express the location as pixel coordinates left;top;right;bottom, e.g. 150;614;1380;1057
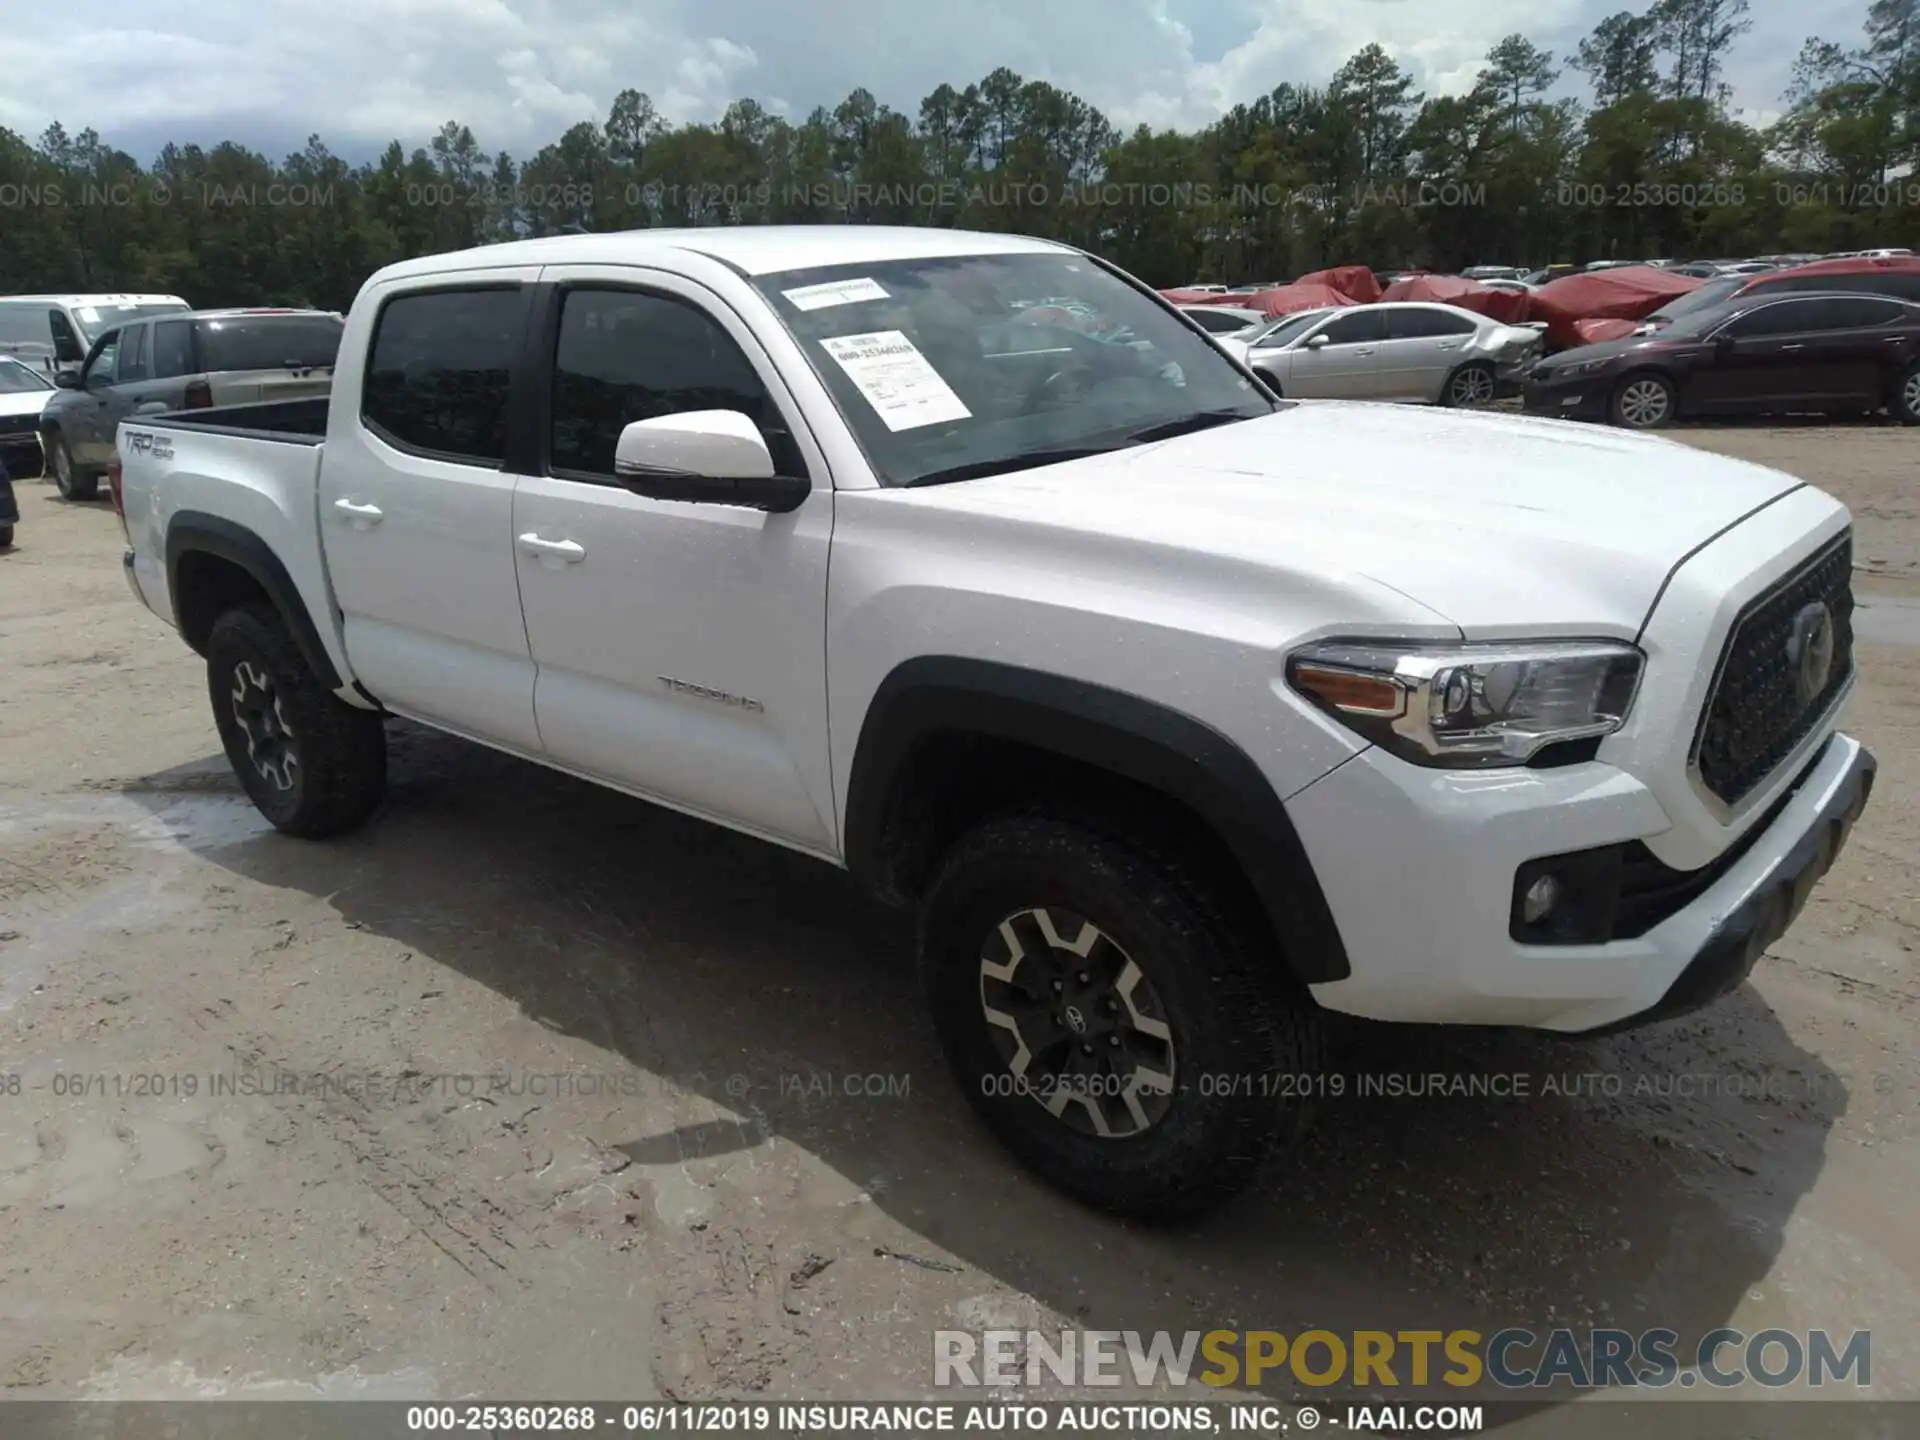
112;226;1874;1219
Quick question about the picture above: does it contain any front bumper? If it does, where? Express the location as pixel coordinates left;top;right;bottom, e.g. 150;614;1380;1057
0;430;42;481
1522;368;1611;421
1288;731;1874;1032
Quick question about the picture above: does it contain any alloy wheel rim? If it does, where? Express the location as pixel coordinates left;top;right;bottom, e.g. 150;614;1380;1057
978;906;1176;1139
230;659;300;791
1453;368;1494;405
1904;372;1920;416
1620;379;1670;427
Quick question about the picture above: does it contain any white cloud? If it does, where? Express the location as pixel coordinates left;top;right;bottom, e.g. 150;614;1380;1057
0;0;1870;163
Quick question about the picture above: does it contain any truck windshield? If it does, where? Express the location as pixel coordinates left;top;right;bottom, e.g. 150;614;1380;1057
753;252;1274;487
72;302;191;346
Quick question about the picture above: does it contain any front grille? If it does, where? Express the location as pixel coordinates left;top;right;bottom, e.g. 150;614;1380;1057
1692;533;1853;808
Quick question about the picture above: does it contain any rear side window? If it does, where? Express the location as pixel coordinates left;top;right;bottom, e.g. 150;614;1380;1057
198;316;343;373
1383;308;1476;338
48;311;84;362
1186;309;1251;334
119;324;150;382
1811;297;1907;328
151;320;195;379
362;289;524;464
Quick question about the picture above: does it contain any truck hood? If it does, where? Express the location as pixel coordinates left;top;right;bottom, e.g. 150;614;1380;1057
899;402;1808;635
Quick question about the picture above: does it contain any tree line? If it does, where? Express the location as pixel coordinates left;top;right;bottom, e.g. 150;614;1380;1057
1;0;1916;311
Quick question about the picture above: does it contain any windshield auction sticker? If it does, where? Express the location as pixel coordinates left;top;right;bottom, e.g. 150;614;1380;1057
819;330;972;431
782;277;890;311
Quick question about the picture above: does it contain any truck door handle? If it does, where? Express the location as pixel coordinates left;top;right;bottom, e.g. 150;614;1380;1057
518;533;586;565
333;498;383;528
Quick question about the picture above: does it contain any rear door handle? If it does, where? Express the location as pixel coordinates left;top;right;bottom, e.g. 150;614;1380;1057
518;533;586;566
1779;344;1804;352
333;498;383;527
1437;341;1461;350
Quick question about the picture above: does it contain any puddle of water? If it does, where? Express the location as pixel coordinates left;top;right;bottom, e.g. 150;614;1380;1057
79;1357;440;1399
1856;591;1920;648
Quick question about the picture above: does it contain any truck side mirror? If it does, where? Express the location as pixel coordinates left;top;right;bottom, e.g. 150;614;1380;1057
613;411;809;513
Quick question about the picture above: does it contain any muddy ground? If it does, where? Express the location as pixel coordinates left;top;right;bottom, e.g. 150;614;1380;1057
0;420;1916;1430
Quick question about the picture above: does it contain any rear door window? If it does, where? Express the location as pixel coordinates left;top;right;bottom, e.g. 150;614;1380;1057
1383;308;1476;339
119;324;150;383
151;320;195;379
361;288;525;465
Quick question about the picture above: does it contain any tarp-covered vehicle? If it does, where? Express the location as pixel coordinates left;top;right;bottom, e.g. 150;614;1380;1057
1529;266;1704;348
1380;273;1533;326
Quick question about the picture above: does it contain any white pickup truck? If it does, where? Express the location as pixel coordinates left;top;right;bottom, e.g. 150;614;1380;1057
114;225;1874;1219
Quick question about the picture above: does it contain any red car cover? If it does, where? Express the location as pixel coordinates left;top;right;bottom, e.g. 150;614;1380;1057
1295;266;1383;304
1529;266;1703;348
1243;282;1361;317
1379;274;1532;326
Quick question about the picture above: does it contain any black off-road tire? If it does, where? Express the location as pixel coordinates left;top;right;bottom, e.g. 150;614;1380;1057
47;432;97;501
919;812;1325;1222
1890;361;1920;426
206;602;386;838
0;524;13;549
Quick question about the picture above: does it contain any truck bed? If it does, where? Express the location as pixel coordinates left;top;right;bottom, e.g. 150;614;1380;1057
141;395;329;444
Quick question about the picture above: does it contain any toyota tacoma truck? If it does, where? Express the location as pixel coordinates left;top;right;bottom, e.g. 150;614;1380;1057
113;226;1874;1220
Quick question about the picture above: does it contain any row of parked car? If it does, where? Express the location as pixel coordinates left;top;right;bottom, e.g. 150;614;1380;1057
1171;253;1920;429
0;293;346;548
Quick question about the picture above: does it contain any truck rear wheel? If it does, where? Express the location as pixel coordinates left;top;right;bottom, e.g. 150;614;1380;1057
206;602;386;838
918;812;1324;1221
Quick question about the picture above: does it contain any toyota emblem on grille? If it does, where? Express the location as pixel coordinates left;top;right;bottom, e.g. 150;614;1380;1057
1786;600;1836;708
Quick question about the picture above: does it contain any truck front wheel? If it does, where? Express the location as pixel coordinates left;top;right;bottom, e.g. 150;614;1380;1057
919;812;1325;1221
206;602;386;838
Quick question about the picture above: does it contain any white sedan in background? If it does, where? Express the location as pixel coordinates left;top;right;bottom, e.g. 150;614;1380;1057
1176;304;1270;340
1222;302;1545;406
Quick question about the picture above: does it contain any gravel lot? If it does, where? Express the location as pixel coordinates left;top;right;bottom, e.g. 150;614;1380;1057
1;421;1915;1426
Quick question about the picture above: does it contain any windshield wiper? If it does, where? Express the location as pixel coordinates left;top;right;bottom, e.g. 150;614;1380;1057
1125;410;1255;444
902;446;1123;488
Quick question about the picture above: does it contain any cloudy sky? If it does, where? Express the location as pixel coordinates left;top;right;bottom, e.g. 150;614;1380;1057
0;0;1875;165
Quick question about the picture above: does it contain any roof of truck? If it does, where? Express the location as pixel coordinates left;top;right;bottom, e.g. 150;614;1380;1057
0;293;188;307
368;226;1072;286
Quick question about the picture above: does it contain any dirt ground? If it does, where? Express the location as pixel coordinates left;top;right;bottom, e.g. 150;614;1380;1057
1;420;1916;1429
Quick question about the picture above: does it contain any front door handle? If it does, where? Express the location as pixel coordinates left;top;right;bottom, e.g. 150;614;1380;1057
1353;347;1376;356
1779;344;1804;352
333;498;383;528
518;533;586;566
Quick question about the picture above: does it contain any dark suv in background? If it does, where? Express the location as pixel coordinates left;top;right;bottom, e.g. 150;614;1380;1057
40;308;343;499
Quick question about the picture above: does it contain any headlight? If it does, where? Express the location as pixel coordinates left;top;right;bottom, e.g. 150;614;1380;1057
1567;358;1608;376
1286;639;1644;767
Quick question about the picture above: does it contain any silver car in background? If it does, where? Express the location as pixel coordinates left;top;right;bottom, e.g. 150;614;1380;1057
1222;302;1544;406
1177;304;1270;341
